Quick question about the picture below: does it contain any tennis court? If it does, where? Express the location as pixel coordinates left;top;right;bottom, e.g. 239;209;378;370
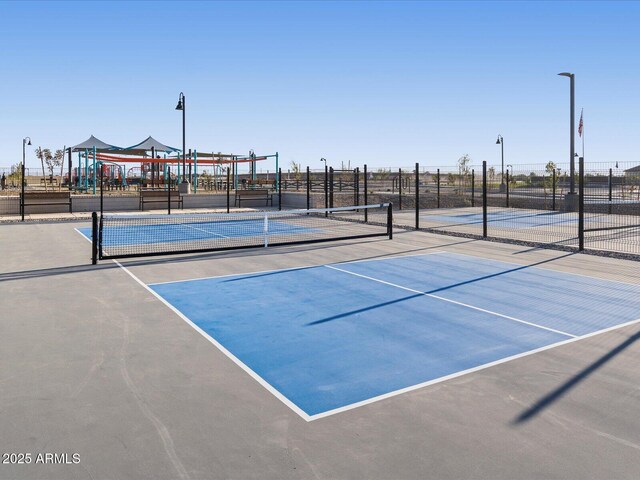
421;208;578;229
2;213;640;479
147;252;640;420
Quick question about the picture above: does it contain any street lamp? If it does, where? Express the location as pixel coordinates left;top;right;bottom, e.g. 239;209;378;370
21;137;31;221
558;72;576;199
496;135;504;191
175;92;186;183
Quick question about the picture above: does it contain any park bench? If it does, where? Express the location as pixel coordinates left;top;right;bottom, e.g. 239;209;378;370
234;189;273;207
139;190;183;210
20;191;72;215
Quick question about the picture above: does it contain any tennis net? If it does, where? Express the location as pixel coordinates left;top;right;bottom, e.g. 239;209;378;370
92;203;392;262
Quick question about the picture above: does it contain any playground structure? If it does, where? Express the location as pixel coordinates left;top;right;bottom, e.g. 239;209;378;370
67;135;279;194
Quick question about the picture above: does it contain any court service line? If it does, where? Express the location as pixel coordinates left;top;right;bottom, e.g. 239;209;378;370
112;259;313;422
325;264;577;338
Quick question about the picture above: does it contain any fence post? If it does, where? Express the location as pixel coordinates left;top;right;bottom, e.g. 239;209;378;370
415;162;419;229
364;164;368;222
608;168;613;214
355;168;359;207
100;164;104;216
437;168;440;208
387;203;393;240
329;167;334;209
505;170;510;208
482;161;487;238
552;168;557;211
306;166;310;210
278;168;282;211
167;167;171;215
471;169;475;207
578;156;584;251
324;164;328;216
398;168;402;210
91;211;98;265
226;167;230;213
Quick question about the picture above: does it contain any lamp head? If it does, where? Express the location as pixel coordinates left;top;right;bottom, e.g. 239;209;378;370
175;99;183;110
27;139;31;146
558;72;573;78
496;135;502;144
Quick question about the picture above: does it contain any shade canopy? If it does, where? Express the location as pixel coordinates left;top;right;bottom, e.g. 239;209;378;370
124;136;181;154
71;135;121;152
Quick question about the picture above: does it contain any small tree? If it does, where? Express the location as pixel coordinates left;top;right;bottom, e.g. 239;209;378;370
488;166;496;186
457;154;471;190
447;172;455;186
289;160;302;181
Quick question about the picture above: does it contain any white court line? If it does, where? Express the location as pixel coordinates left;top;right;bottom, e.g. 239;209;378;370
113;258;640;422
147;251;447;286
182;224;230;238
325;264;577;338
308;316;640;420
113;259;313;422
74;227;92;244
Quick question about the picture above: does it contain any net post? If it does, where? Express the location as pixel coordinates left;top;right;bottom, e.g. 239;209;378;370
167;166;171;215
363;164;368;223
398;168;402;210
306;166;310;211
387;203;393;240
263;214;269;248
324;164;328;217
437;168;440;209
552;168;557;211
505;169;510;208
278;168;282;210
91;211;98;265
471;168;475;207
482;161;487;238
415;162;419;229
20;162;25;221
329;167;334;209
608;168;613;214
578;156;584;251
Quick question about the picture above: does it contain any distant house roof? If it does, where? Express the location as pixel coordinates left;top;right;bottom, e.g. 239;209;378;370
124;136;181;154
624;165;640;173
71;135;121;152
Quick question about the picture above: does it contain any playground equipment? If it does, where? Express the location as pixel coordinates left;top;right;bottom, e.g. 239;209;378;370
68;135;279;194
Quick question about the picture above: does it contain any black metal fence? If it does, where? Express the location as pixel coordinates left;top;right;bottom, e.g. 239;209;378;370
277;160;639;259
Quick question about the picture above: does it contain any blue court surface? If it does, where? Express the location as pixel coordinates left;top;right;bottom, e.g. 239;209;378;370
425;209;578;228
77;218;316;245
148;252;640;420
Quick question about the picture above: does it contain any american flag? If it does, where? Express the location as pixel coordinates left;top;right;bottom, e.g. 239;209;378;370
578;109;583;137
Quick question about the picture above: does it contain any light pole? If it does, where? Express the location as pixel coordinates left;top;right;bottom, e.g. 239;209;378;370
496;134;504;191
21;137;31;221
558;72;577;210
175;92;186;183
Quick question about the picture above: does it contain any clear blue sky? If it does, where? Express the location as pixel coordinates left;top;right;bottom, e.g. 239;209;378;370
1;0;638;171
